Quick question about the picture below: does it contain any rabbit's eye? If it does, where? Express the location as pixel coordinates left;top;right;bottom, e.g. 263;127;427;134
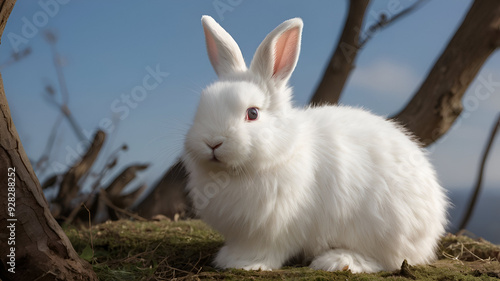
246;107;259;121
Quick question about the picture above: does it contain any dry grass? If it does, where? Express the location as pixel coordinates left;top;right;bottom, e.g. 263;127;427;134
440;233;500;262
65;219;500;280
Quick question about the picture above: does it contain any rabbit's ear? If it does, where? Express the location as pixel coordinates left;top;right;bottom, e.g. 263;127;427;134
202;15;247;77
250;18;302;89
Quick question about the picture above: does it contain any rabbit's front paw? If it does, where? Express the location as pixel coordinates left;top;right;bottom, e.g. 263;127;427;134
242;263;272;271
310;249;383;273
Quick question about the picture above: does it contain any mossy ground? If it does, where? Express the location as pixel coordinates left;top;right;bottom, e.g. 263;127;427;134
65;219;500;280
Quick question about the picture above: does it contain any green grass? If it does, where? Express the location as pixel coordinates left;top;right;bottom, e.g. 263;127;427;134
65;219;500;280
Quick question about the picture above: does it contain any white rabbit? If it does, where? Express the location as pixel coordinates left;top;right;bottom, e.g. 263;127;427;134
182;15;448;273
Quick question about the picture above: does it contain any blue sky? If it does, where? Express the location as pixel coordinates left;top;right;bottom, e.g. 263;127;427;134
1;0;499;199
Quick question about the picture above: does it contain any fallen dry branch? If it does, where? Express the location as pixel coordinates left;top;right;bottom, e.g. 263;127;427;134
64;164;148;224
99;189;147;222
113;183;147;209
53;130;106;218
104;163;149;198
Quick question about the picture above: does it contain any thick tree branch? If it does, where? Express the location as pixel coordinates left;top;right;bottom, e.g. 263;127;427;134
309;0;370;105
493;28;500;48
391;0;500;146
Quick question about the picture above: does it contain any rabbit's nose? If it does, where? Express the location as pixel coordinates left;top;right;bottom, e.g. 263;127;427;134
206;141;223;151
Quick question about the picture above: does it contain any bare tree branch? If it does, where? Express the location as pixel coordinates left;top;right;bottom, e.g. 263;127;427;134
457;113;500;232
43;30;86;142
392;0;500;146
0;47;31;70
358;0;429;48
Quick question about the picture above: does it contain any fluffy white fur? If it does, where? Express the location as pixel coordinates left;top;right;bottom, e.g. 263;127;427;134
182;15;448;273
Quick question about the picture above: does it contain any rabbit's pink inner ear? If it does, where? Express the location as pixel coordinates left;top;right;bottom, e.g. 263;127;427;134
273;27;300;77
204;25;219;71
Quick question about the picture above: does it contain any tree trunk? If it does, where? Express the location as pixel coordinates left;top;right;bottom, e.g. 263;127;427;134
0;1;98;280
392;0;500;146
309;0;370;105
